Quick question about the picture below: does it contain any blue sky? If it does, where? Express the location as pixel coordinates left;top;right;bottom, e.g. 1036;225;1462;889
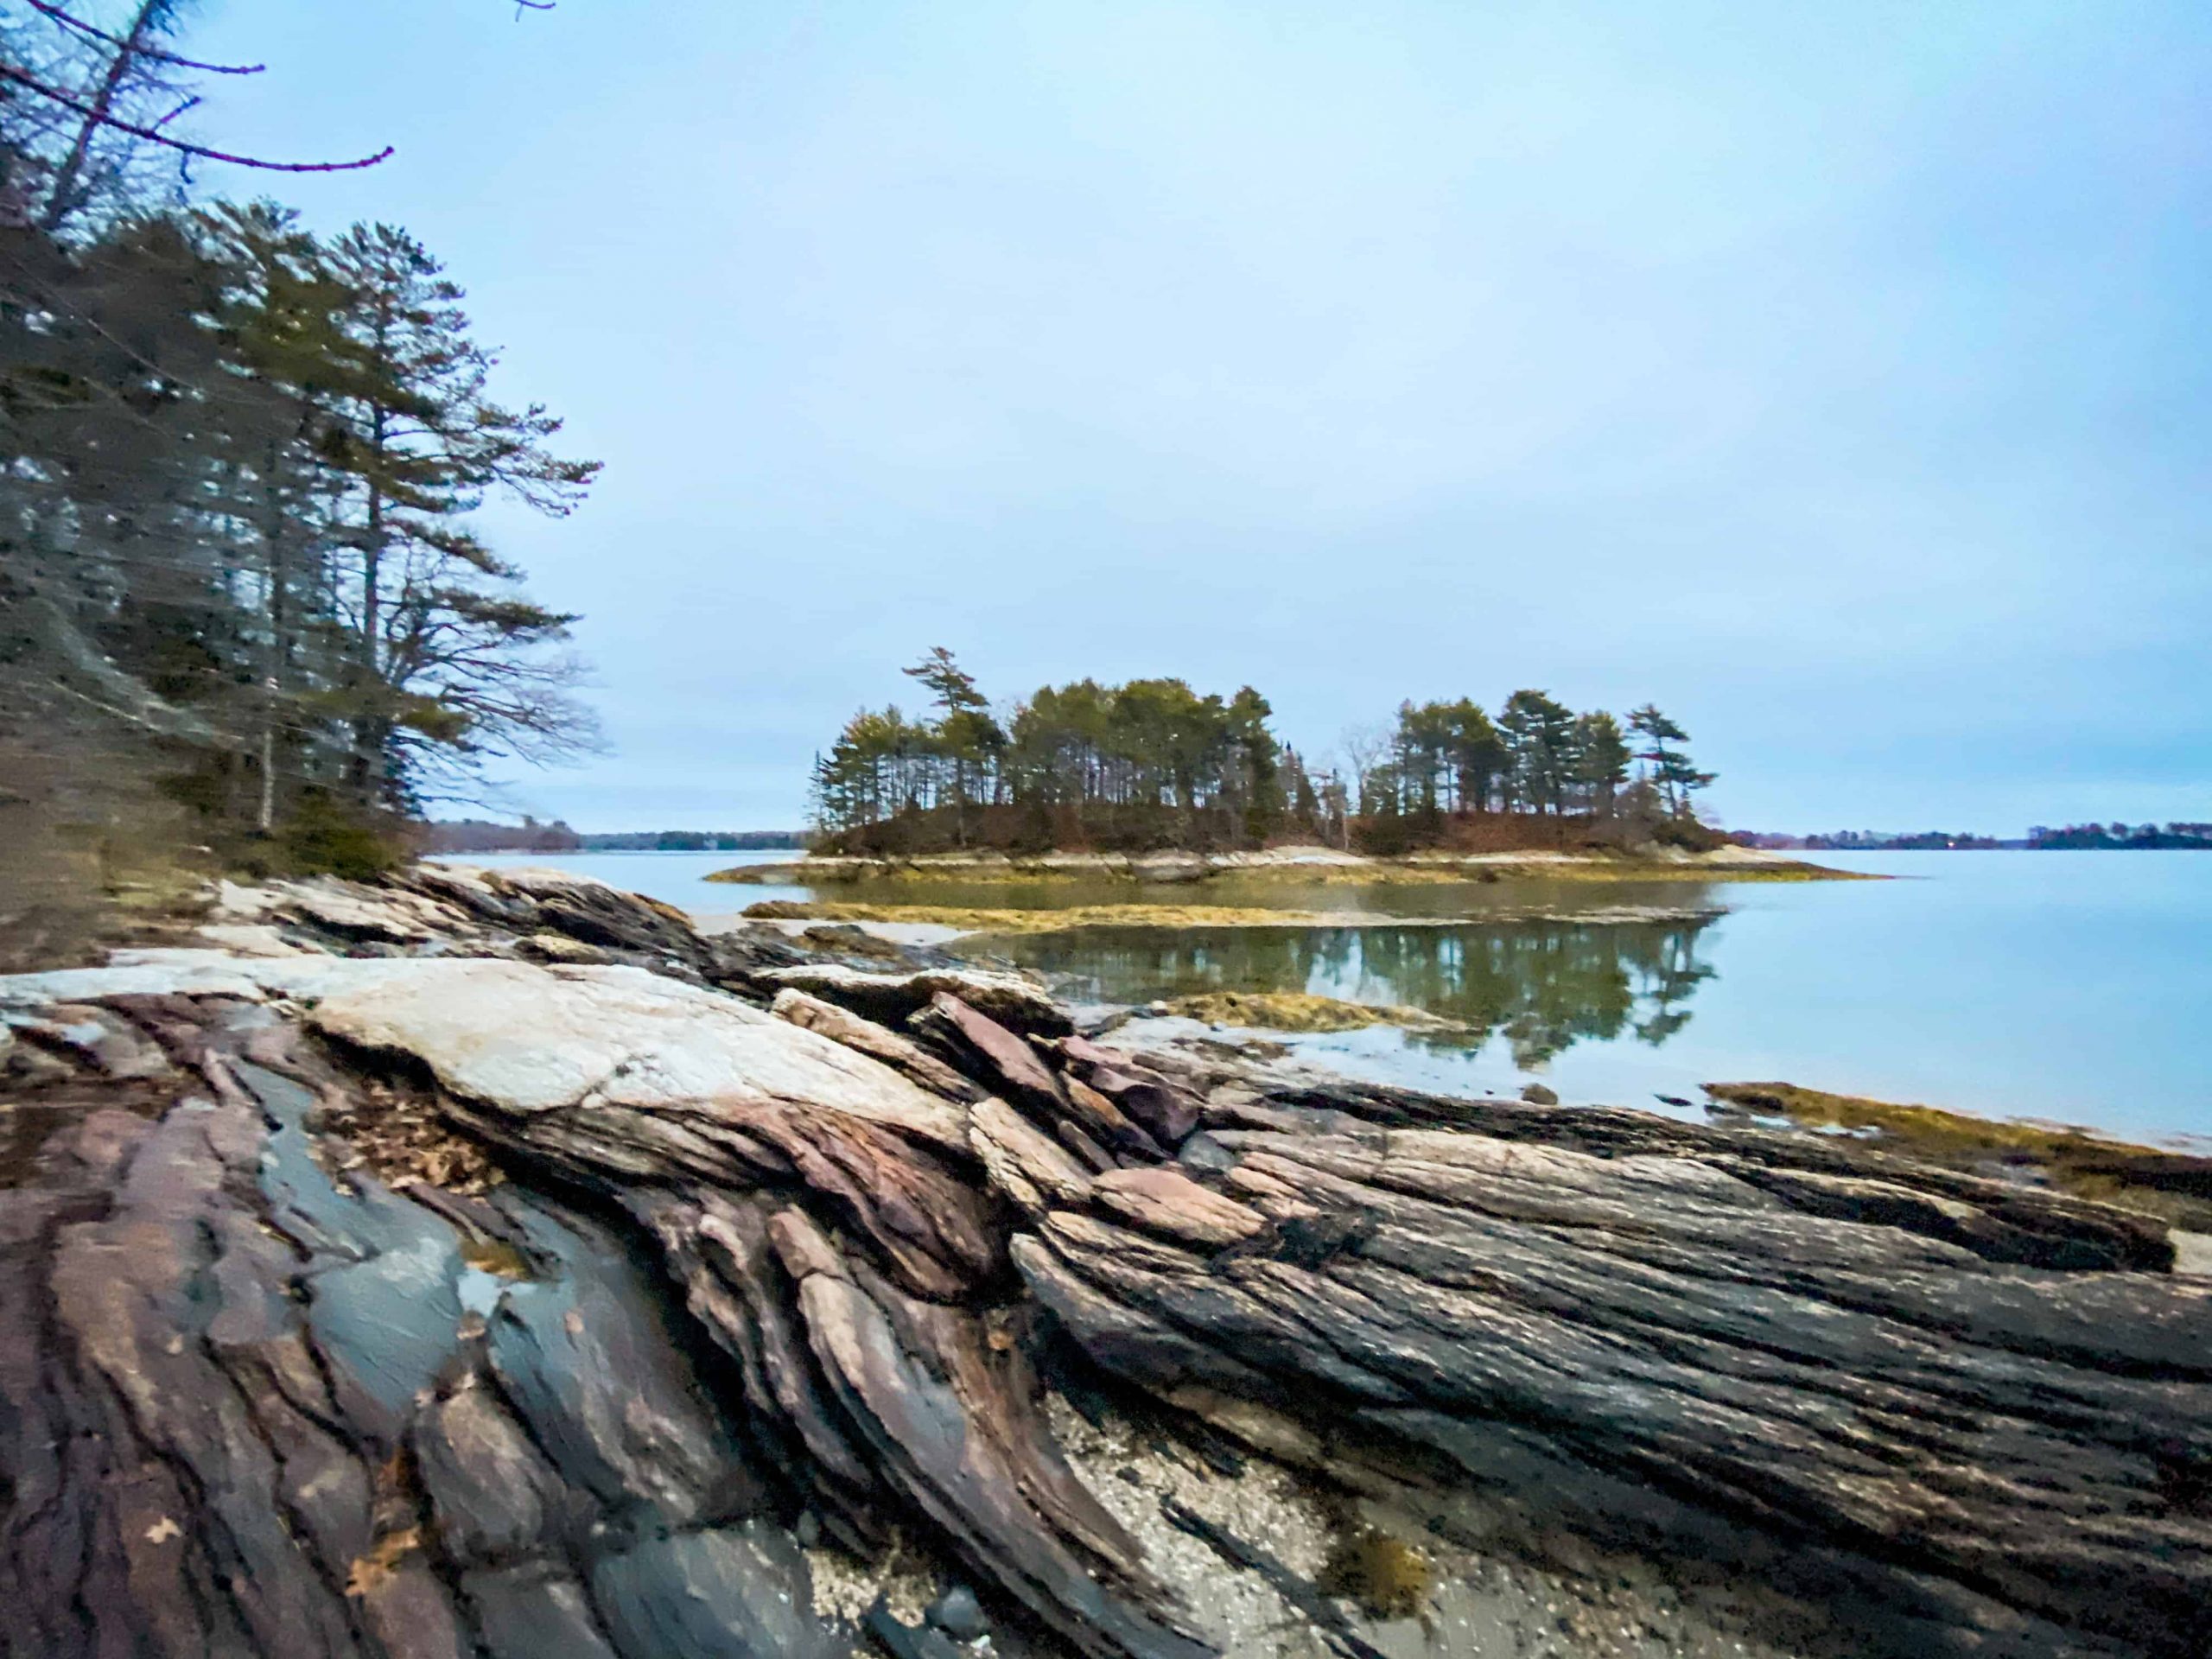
179;1;2210;833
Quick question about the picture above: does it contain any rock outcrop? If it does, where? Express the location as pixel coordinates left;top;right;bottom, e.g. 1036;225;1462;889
200;863;818;987
0;993;837;1659
3;875;2208;1659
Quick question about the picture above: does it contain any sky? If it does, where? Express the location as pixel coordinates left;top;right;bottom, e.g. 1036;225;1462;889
172;0;2210;834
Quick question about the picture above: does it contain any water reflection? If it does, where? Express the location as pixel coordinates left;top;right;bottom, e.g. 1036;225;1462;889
985;914;1720;1069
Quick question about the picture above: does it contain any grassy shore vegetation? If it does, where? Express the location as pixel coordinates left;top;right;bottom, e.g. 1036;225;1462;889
1705;1082;2212;1231
807;649;1730;860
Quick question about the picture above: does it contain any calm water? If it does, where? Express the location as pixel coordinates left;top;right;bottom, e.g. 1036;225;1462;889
431;850;2211;1145
429;849;811;916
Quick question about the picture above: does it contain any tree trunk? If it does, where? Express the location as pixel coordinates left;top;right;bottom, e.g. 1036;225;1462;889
257;461;289;836
351;397;389;809
37;1;164;234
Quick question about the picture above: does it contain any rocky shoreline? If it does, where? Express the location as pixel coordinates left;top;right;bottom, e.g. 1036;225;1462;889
2;865;2204;1659
707;846;1859;889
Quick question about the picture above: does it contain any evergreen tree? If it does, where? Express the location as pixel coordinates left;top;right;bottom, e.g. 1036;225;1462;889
1498;689;1577;815
1627;704;1713;816
1285;747;1321;836
315;220;601;810
901;648;1003;841
1442;698;1504;814
1572;711;1630;815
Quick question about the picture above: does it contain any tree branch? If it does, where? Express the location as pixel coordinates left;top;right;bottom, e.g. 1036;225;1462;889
0;65;394;173
25;1;267;75
149;93;201;134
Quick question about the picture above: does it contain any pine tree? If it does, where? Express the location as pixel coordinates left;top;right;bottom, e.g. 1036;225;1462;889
1627;705;1713;816
1498;690;1577;815
194;201;366;830
1572;711;1631;815
315;221;601;810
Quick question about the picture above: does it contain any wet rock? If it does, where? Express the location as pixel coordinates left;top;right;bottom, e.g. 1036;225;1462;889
463;1564;621;1659
590;1522;844;1659
867;1599;970;1659
1519;1081;1559;1105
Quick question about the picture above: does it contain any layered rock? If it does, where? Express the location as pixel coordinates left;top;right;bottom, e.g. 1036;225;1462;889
200;864;816;986
0;993;836;1659
4;910;2209;1659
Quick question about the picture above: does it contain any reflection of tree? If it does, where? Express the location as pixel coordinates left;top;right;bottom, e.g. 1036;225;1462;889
1005;917;1719;1067
1352;919;1716;1066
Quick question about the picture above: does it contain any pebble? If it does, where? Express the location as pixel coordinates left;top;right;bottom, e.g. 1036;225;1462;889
927;1585;986;1642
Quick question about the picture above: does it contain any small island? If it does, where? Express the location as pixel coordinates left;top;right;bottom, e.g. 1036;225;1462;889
713;652;1853;905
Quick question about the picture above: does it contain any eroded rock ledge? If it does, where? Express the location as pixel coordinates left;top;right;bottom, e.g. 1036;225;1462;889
2;872;2205;1659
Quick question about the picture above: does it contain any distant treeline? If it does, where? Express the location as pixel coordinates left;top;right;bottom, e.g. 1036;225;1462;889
810;650;1716;855
2025;823;2212;850
1802;830;2005;851
1735;823;2212;851
579;830;806;851
421;821;804;854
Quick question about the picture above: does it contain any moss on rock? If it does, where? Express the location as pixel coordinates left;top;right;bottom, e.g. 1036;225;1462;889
1705;1080;2212;1232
